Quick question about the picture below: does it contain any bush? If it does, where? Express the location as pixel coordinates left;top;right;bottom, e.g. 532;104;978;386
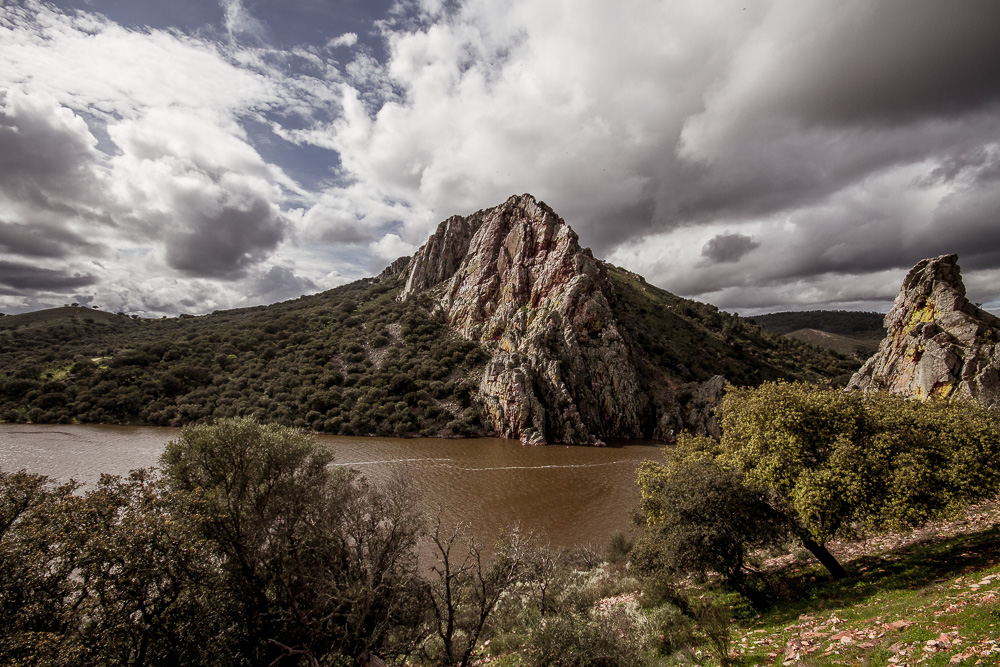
522;607;649;667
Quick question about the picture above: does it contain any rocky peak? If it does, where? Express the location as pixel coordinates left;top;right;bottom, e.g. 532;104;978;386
848;254;1000;406
377;255;412;282
400;194;645;444
400;215;477;298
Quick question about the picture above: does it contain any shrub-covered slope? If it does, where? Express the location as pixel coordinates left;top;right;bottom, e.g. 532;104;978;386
0;275;487;435
0;268;855;437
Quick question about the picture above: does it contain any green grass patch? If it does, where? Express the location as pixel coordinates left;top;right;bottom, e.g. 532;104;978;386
730;522;1000;666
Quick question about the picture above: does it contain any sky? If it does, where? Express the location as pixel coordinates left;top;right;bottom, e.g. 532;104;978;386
2;0;999;317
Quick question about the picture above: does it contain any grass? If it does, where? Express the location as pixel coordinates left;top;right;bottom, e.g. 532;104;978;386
729;503;1000;666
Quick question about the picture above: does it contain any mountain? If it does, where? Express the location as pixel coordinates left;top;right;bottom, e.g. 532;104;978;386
0;195;856;444
848;254;1000;406
751;311;886;359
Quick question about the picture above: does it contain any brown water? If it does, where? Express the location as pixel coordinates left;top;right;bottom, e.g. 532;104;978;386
0;424;662;549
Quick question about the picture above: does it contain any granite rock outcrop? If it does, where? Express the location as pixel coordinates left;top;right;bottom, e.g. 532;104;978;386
400;194;646;444
848;254;1000;406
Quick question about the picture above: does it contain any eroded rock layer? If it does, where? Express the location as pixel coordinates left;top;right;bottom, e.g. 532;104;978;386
401;194;645;444
848;254;1000;406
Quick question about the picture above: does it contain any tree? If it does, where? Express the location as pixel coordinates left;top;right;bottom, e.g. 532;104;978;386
641;382;1000;580
70;470;233;667
634;452;784;608
424;520;533;667
1;468;232;667
160;417;424;665
0;469;83;666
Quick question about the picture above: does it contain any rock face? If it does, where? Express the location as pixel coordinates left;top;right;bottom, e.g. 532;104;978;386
848;254;1000;406
376;255;411;282
400;194;646;444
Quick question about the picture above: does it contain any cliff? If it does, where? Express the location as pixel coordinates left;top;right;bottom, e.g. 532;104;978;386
847;254;1000;406
400;194;645;444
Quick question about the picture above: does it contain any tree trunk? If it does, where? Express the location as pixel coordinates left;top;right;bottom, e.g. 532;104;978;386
799;535;847;579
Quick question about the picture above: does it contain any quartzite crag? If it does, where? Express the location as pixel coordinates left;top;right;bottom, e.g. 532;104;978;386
399;194;645;444
848;254;1000;406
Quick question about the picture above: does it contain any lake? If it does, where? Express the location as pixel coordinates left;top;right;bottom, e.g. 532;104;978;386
0;424;662;550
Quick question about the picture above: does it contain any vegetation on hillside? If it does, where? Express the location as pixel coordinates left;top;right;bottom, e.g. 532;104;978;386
0;276;487;436
606;266;860;391
749;311;885;338
0;268;857;436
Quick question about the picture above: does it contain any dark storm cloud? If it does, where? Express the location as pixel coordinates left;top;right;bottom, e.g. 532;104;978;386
0;260;96;294
701;233;759;264
164;198;288;279
0;221;94;259
777;1;1000;127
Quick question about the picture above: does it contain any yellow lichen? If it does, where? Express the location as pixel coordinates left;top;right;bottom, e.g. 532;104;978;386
932;382;954;398
903;300;937;335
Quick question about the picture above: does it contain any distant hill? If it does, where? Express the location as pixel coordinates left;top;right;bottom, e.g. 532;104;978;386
750;310;886;359
0;196;858;443
0;306;138;332
750;310;885;336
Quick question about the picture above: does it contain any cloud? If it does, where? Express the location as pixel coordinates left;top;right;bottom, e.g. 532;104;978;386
701;233;760;264
0;88;103;209
309;0;1000;316
246;265;318;304
221;0;267;42
0;260;96;295
3;0;1000;317
107;108;291;279
368;232;417;272
327;32;359;49
0;1;310;313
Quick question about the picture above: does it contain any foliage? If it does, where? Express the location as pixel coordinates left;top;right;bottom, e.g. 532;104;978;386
1;418;427;666
749;310;885;337
1;268;857;437
633;450;784;607
0;468;230;667
0;276;485;437
719;383;1000;542
520;606;649;667
606;266;859;388
160;417;425;665
637;381;1000;586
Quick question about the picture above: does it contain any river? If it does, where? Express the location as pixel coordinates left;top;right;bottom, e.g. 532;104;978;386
0;424;662;550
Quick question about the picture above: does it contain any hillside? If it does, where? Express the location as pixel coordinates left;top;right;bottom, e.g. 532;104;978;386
0;196;857;442
750;310;885;337
751;310;886;359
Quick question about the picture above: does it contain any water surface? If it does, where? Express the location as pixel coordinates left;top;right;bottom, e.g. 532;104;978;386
0;424;662;549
